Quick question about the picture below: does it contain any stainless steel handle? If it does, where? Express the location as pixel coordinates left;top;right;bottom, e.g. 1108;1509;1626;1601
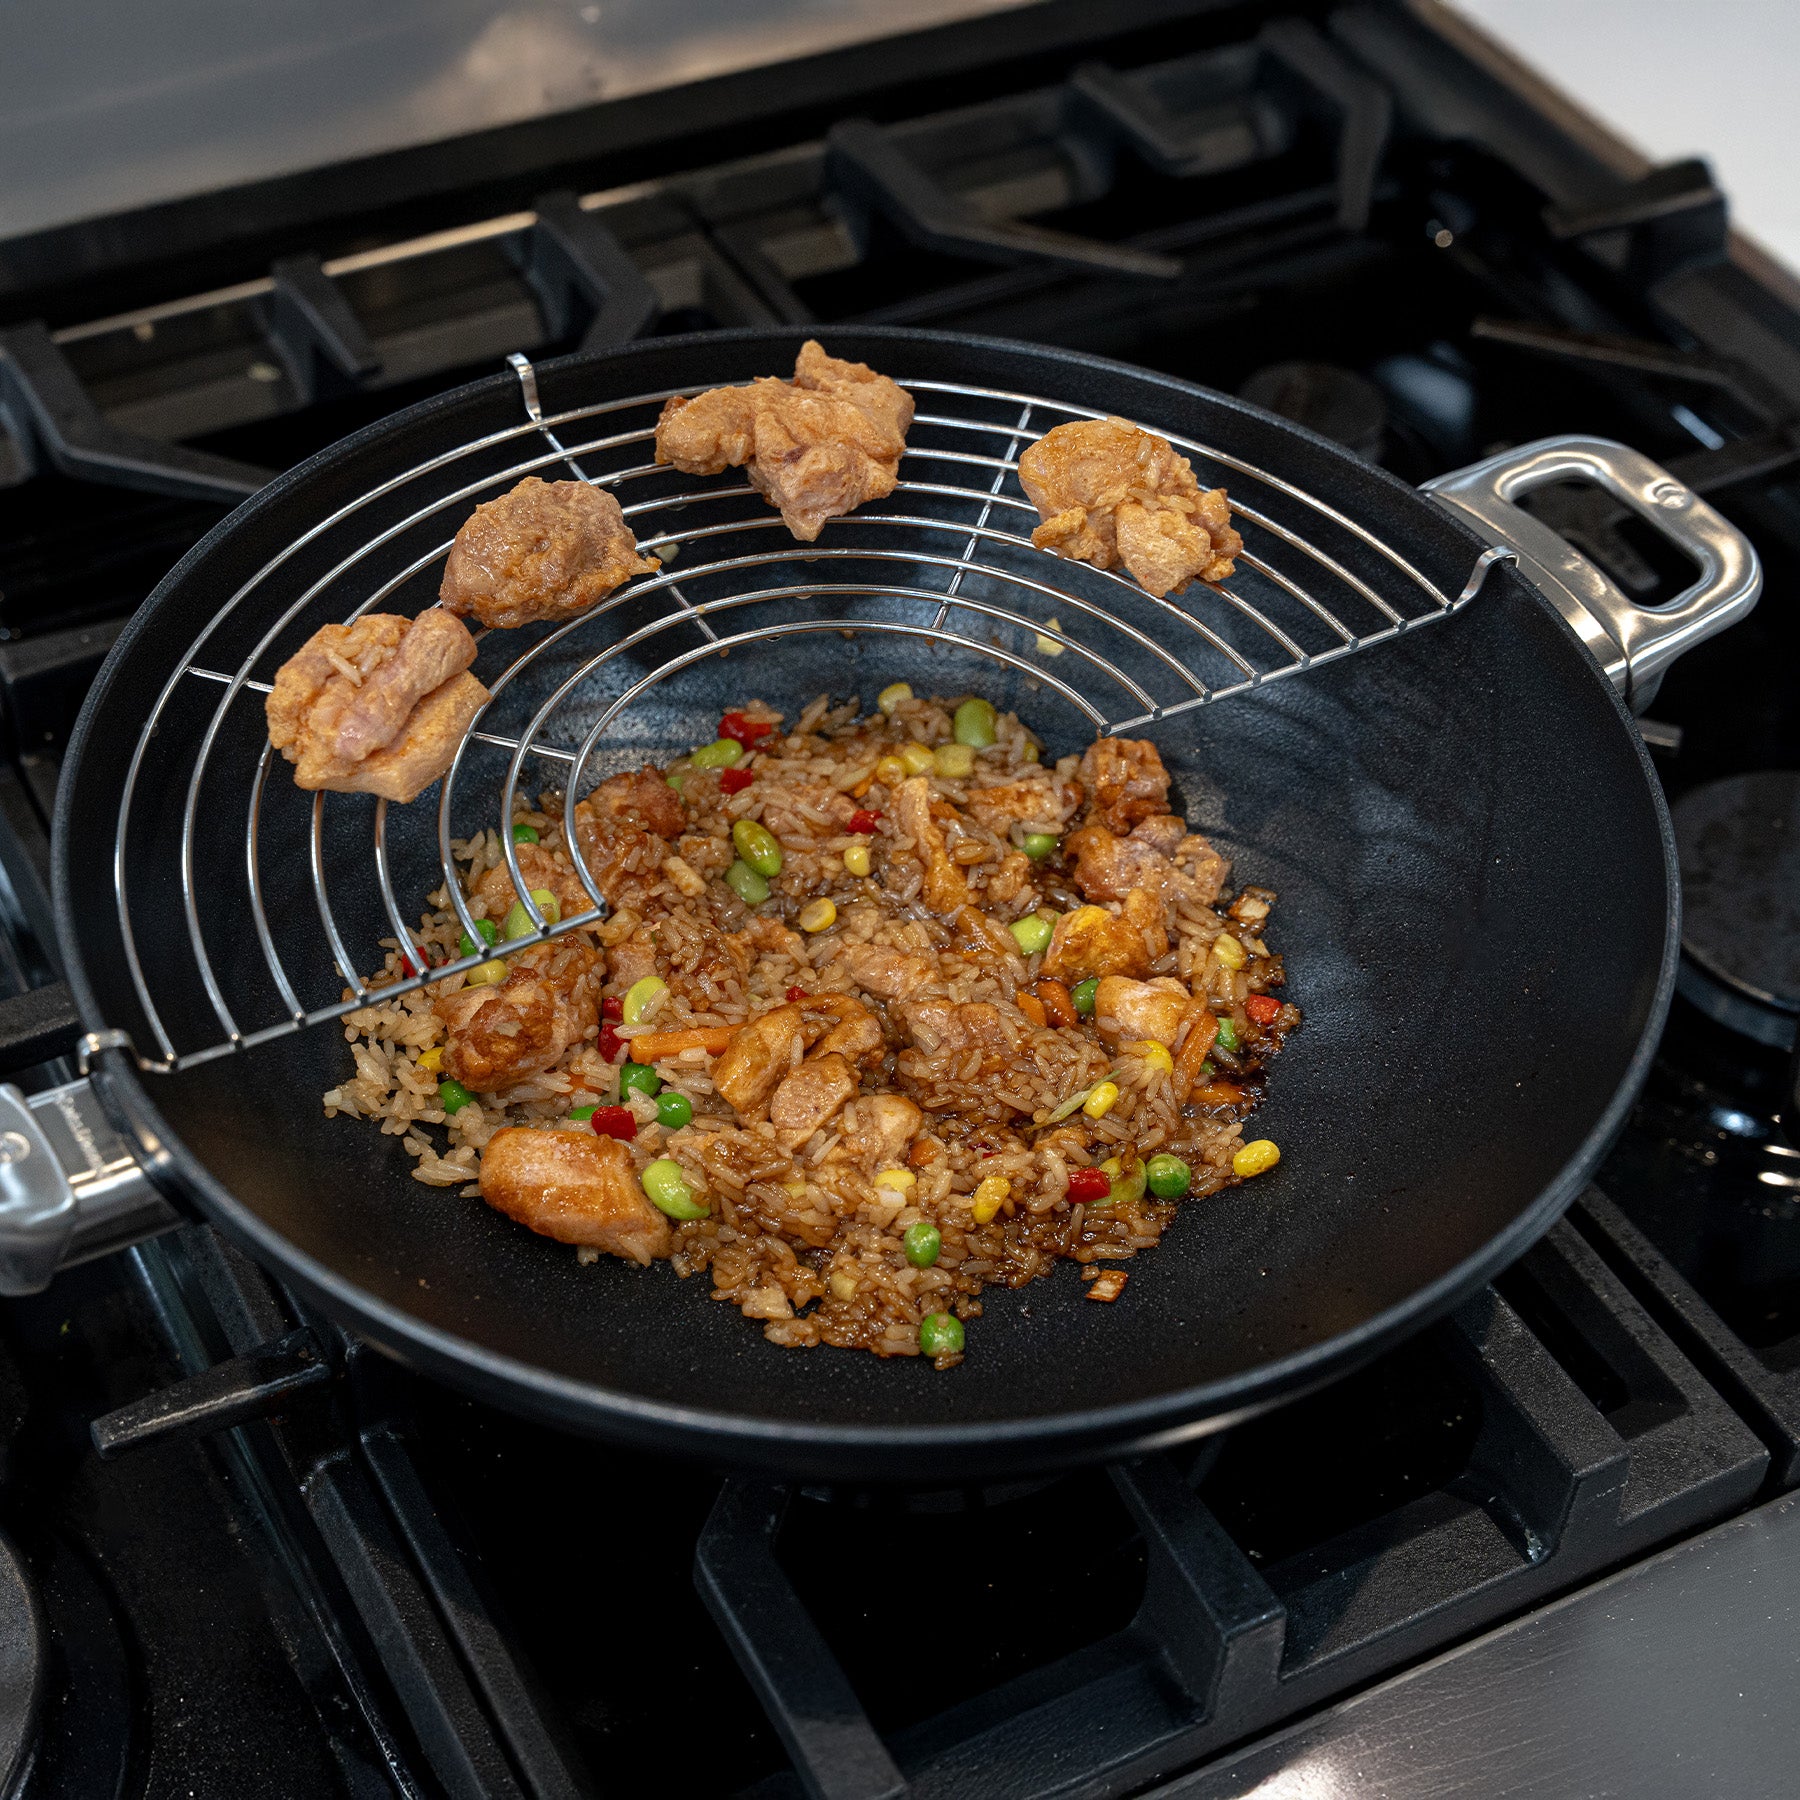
1422;435;1762;709
0;1079;179;1295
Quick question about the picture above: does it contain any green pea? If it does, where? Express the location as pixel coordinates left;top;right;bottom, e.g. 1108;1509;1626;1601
952;697;998;748
1146;1153;1192;1199
726;859;771;905
919;1312;964;1357
731;818;783;877
692;737;743;770
438;1079;475;1115
569;1104;598;1122
511;822;540;844
903;1221;942;1268
1214;1015;1240;1054
641;1157;708;1220
458;917;499;959
619;1061;663;1100
1009;914;1053;957
1021;832;1059;862
1197;1060;1216;1081
655;1091;693;1130
1071;977;1098;1017
502;888;561;941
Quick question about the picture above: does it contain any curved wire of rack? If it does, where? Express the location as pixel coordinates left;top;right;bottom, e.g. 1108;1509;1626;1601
107;355;1514;1073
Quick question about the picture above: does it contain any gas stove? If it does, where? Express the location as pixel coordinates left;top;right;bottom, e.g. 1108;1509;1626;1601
1;4;1799;1795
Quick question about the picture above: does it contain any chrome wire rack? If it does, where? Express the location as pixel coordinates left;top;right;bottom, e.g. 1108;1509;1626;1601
105;353;1512;1075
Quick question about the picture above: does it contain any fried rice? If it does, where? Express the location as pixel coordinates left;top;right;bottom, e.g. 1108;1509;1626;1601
323;690;1299;1367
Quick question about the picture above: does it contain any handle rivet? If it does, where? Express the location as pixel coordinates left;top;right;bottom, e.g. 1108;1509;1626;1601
0;1132;32;1166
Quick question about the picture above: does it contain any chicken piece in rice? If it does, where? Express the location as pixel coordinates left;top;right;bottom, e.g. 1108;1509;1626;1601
337;693;1300;1366
480;1129;671;1263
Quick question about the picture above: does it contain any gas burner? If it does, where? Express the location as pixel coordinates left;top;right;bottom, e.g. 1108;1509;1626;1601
1237;362;1387;459
1673;771;1800;1049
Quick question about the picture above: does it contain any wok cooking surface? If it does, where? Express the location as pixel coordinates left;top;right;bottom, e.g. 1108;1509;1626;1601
58;330;1675;1472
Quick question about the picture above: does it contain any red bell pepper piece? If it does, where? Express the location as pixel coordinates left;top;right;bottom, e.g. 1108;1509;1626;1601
590;1105;637;1141
719;711;774;748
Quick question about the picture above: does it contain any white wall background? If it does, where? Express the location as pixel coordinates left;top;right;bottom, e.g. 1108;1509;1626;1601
1448;0;1800;273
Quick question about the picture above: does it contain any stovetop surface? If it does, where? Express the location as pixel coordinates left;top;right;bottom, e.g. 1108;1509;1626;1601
2;3;1800;1795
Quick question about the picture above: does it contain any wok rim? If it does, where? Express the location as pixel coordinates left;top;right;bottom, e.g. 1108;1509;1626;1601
51;325;1681;1478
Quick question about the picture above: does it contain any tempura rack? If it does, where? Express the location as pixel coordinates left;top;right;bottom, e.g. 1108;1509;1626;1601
101;353;1511;1075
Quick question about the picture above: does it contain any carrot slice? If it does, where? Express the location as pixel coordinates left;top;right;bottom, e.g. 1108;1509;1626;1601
1034;979;1077;1028
1172;1005;1220;1100
627;1025;738;1060
1016;991;1048;1028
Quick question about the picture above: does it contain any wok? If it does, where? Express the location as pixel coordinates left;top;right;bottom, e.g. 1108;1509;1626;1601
3;327;1760;1482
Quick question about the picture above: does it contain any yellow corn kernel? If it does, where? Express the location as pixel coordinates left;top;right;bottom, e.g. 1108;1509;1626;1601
1232;1138;1281;1178
1213;933;1246;971
971;1174;1010;1223
843;843;872;878
899;742;937;775
829;1270;859;1301
876;755;908;786
1083;1080;1120;1120
417;1046;443;1072
1035;617;1066;656
1128;1040;1174;1076
799;898;838;933
1022;742;1040;762
875;1167;916;1192
877;681;914;715
783;1177;809;1198
933;742;975;778
466;958;509;987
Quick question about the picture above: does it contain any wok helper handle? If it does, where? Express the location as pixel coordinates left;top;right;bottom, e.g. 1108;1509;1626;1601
0;1079;178;1295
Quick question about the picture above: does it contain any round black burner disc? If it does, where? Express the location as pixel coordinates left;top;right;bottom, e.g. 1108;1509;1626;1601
1237;362;1386;459
1674;770;1800;1048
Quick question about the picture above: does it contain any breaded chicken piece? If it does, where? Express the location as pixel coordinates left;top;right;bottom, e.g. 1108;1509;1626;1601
893;776;970;913
439;477;658;629
1018;418;1242;598
479;1128;671;1264
838;944;938;1002
434;939;601;1091
1079;737;1171;834
266;607;488;802
654;340;913;541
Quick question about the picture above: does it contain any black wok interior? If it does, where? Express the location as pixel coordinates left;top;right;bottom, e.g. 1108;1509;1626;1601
52;330;1675;1479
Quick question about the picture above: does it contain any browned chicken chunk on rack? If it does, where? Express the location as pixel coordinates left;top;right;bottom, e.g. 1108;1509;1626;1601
1018;417;1242;598
653;340;914;541
439;476;659;629
265;607;488;802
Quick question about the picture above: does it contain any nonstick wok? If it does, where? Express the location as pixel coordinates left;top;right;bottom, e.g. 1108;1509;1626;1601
15;327;1760;1482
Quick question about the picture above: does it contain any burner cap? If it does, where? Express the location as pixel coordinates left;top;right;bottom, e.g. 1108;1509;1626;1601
1238;362;1386;459
1674;770;1800;1048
